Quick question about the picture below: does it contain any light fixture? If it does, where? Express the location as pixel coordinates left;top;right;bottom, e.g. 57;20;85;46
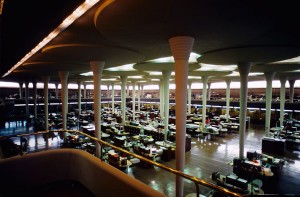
2;0;100;77
0;0;4;15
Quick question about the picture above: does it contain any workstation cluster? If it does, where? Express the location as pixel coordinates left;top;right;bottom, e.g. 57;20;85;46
211;151;285;195
262;118;300;156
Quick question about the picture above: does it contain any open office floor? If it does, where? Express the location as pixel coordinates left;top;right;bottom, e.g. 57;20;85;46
1;121;300;197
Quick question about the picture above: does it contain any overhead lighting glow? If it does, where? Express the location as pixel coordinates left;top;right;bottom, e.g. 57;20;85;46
148;56;174;63
101;78;118;81
146;71;175;76
148;72;162;75
227;71;240;76
80;71;93;76
188;76;202;79
189;52;202;63
197;63;237;71
249;72;264;76
128;76;143;79
227;71;263;77
147;52;201;63
2;0;100;77
0;0;5;16
272;56;300;64
105;63;135;71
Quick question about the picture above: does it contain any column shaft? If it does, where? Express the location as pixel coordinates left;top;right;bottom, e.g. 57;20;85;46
43;76;50;131
55;83;59;99
225;79;231;122
126;85;130;97
201;76;208;128
58;71;69;135
289;80;295;103
24;82;29;116
280;77;287;127
237;62;252;158
163;71;171;142
90;61;105;158
138;84;141;112
169;36;194;197
83;83;87;99
112;83;115;113
43;76;50;148
207;82;211;100
19;82;23;99
78;81;82;119
33;81;37;119
132;81;136;120
121;76;128;125
141;85;144;98
188;82;192;114
107;85;110;98
264;72;275;136
160;80;164;119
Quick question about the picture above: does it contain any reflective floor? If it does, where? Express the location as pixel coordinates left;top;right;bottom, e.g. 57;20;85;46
128;124;300;196
1;120;300;197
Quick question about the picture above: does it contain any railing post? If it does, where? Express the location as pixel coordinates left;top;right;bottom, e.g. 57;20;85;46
194;182;200;197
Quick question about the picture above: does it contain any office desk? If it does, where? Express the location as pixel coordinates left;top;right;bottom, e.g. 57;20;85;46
219;128;228;137
262;137;286;155
108;157;132;171
202;126;219;140
270;127;283;133
227;123;240;133
248;185;264;195
189;116;202;123
155;140;175;147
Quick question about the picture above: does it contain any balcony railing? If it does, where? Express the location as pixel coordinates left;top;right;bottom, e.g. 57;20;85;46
2;129;243;197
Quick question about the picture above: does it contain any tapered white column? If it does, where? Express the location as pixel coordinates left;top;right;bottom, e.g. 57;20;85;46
280;77;287;127
137;84;141;112
32;80;38;145
188;81;192;114
126;84;130;97
42;76;50;147
58;71;69;136
90;61;105;158
238;62;252;159
201;76;208;128
207;82;211;100
163;71;171;142
33;80;38;119
141;85;144;98
54;83;59;99
77;81;82;118
19;82;23;99
24;81;30;116
225;79;231;122
121;76;128;125
169;36;194;197
107;85;110;98
159;80;164;119
111;83;115;113
289;80;295;103
43;76;50;131
83;83;87;99
264;72;275;136
132;81;136;120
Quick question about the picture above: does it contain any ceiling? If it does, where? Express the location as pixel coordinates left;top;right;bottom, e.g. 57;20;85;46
1;0;300;84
